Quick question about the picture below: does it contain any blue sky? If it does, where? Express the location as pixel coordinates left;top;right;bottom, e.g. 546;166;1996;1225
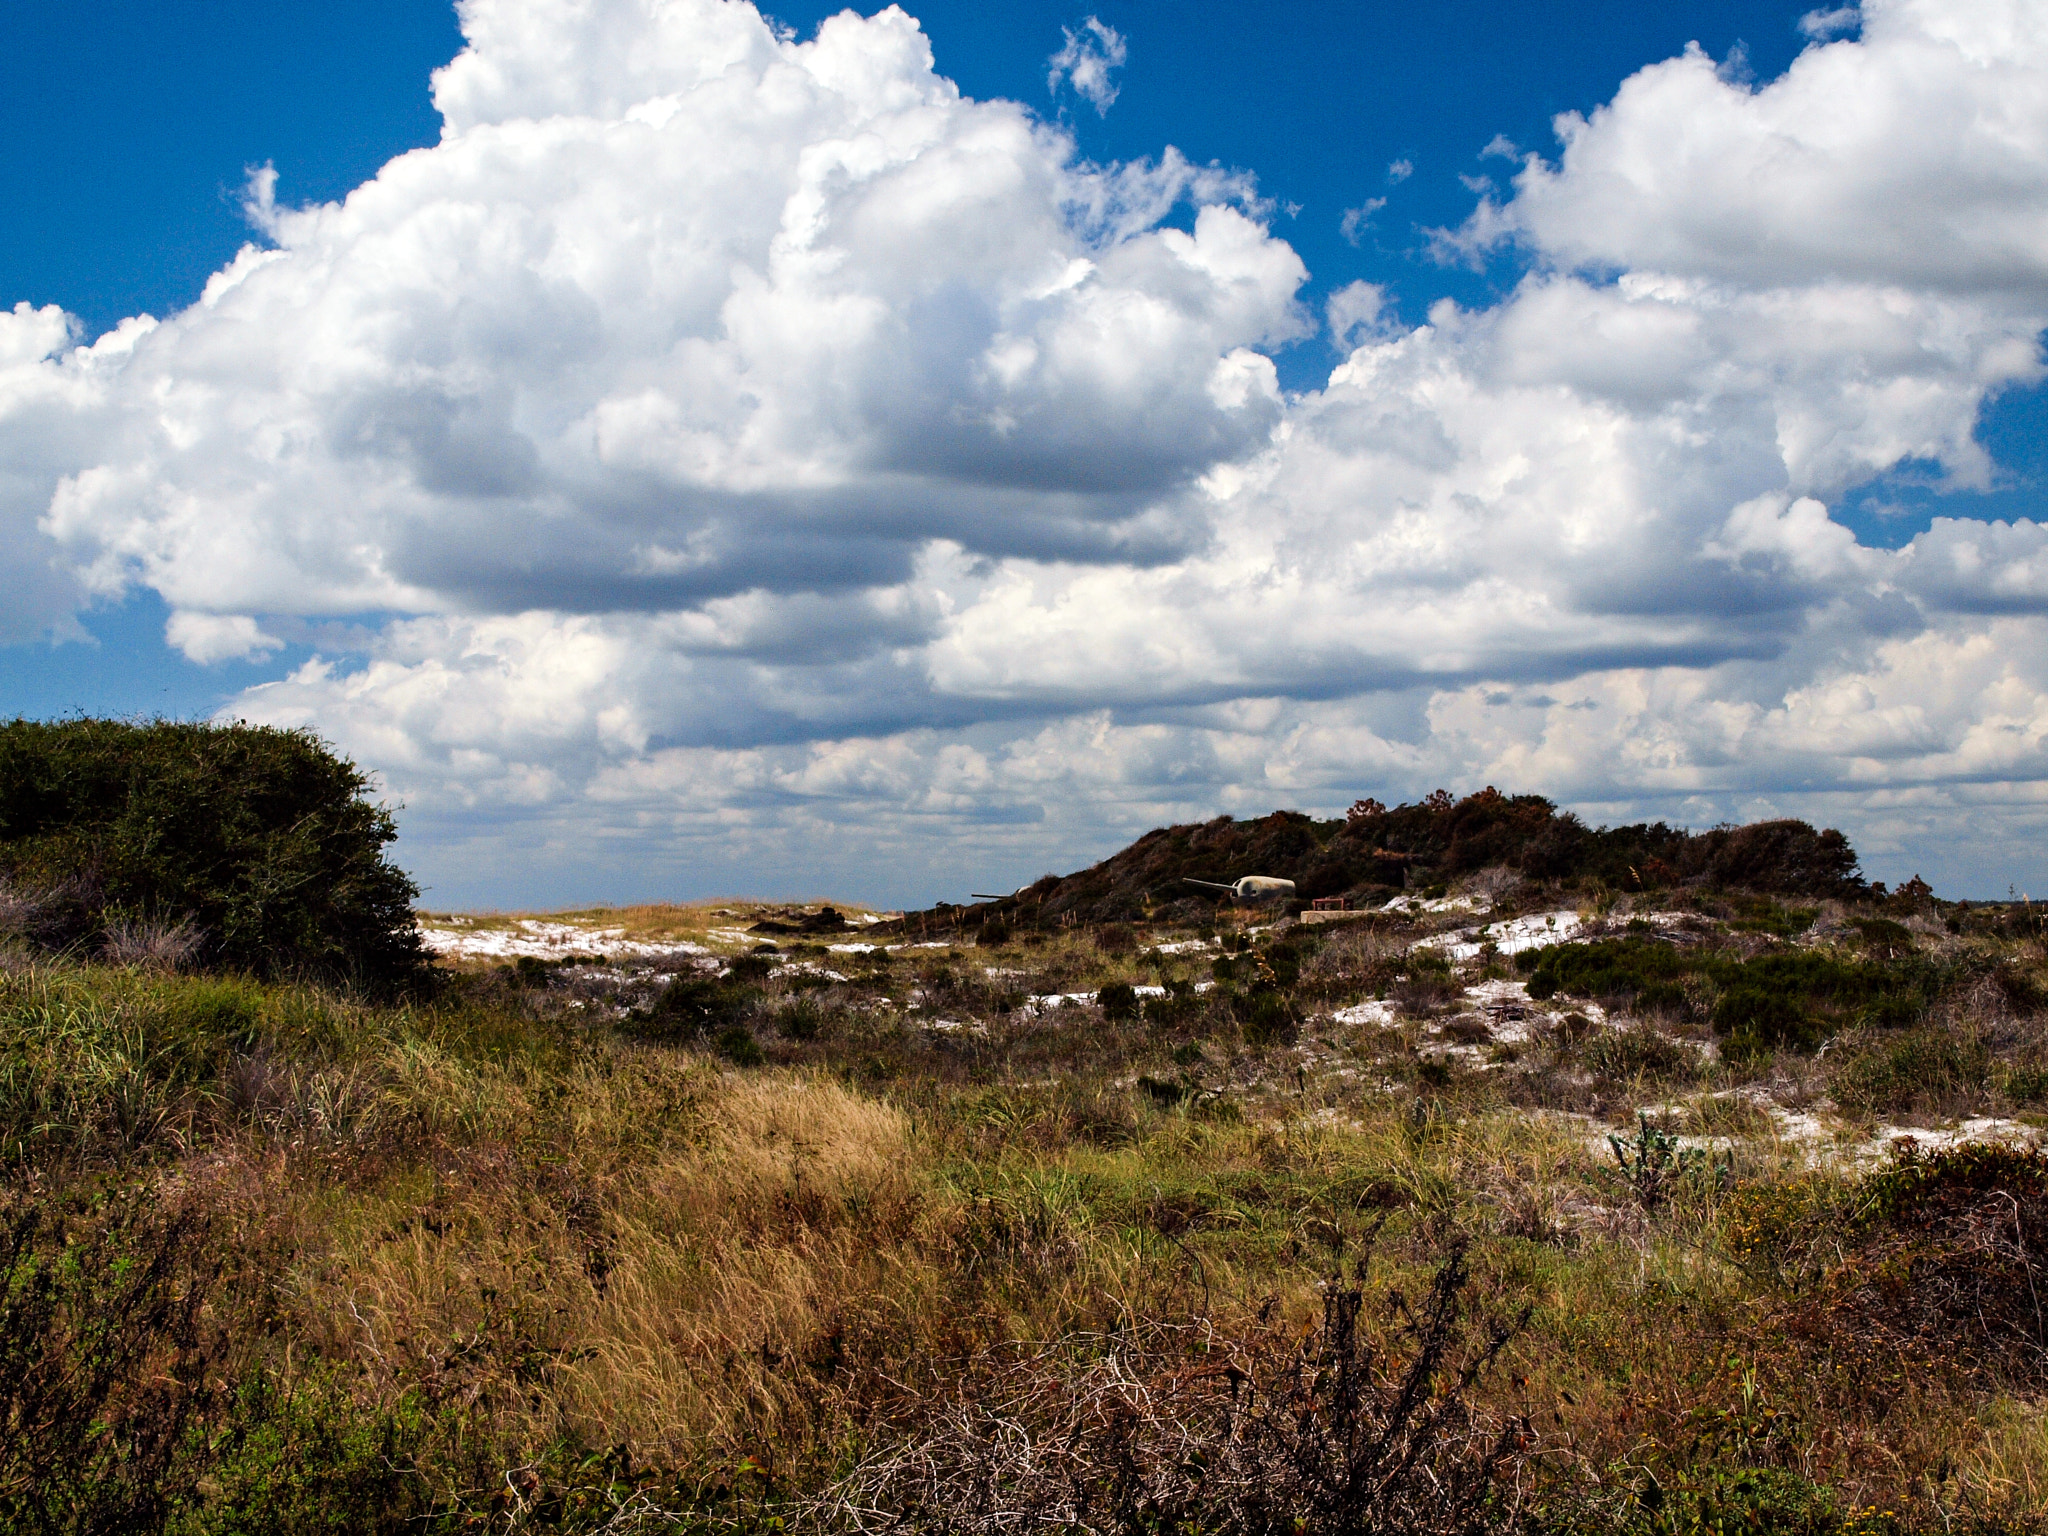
4;0;2047;903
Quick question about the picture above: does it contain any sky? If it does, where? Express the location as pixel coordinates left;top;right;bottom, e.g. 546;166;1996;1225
3;0;2047;907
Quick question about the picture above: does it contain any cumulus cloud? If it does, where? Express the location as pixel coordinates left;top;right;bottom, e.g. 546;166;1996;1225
165;611;284;665
1458;0;2048;296
4;0;2048;899
1047;16;1128;115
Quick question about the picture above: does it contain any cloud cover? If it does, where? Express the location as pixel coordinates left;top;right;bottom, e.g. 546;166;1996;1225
6;0;2048;902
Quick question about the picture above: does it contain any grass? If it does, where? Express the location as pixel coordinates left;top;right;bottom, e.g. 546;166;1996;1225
2;888;2046;1532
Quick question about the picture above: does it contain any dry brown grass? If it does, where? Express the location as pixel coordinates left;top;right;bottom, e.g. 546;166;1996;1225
9;894;2048;1531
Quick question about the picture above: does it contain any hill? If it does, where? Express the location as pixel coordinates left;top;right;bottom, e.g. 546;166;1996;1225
924;788;1867;931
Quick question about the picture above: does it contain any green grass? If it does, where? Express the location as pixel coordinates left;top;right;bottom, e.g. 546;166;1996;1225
0;884;2044;1532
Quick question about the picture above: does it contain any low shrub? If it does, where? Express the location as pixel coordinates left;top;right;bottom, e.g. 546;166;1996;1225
1096;981;1141;1021
1585;1026;1698;1083
775;996;827;1041
0;1190;219;1533
1239;989;1297;1046
1523;937;1940;1057
814;1243;1532;1535
1714;985;1820;1059
622;971;759;1043
714;1025;765;1067
1833;1026;1991;1115
1537;1466;1877;1536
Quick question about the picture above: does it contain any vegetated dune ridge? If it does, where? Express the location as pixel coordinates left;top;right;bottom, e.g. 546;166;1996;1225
898;787;1867;933
8;774;2048;1532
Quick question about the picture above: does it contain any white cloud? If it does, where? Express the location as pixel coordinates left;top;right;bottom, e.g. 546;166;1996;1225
1799;6;1863;39
1459;0;2048;296
1338;200;1385;246
4;0;2048;898
164;611;284;665
1324;281;1391;350
1386;158;1413;183
1047;16;1128;115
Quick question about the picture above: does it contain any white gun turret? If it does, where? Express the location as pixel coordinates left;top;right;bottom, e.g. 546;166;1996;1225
1184;876;1297;903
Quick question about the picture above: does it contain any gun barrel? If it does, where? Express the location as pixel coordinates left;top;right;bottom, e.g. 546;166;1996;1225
1183;879;1236;892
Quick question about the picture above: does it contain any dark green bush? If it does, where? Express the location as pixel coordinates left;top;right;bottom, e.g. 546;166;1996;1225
624;971;759;1044
1523;938;1940;1057
0;719;427;993
1540;1466;1862;1536
1714;986;1819;1058
1851;915;1913;950
1097;981;1141;1021
775;997;826;1041
714;1026;765;1067
1635;981;1691;1017
1237;989;1297;1047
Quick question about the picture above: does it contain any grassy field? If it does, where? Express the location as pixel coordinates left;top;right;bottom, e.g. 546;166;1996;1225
5;881;2048;1533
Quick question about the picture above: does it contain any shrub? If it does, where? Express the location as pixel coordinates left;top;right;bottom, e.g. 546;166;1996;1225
1833;1026;1990;1115
624;971;759;1044
714;1026;765;1067
775;996;826;1041
1540;1466;1863;1536
1585;1026;1697;1084
1238;989;1297;1047
1822;1144;2048;1386
1524;937;1940;1058
1713;986;1819;1059
1634;981;1691;1018
814;1243;1532;1535
0;1190;219;1533
0;719;427;993
1096;981;1141;1021
1851;915;1914;951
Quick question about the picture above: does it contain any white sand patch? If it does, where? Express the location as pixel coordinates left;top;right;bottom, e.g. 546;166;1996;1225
1023;991;1097;1014
420;919;707;961
1382;894;1489;916
1459;978;1547;1045
1330;999;1399;1027
1417;909;1583;962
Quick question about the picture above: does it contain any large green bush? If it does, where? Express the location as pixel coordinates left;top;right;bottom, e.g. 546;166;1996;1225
0;718;428;992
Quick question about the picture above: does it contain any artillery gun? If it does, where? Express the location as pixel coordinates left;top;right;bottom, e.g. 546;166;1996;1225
1184;875;1297;903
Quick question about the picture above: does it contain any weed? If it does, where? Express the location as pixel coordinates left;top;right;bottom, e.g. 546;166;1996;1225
1609;1113;1730;1209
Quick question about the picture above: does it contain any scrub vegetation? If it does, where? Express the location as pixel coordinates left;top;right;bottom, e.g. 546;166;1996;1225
4;771;2048;1533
